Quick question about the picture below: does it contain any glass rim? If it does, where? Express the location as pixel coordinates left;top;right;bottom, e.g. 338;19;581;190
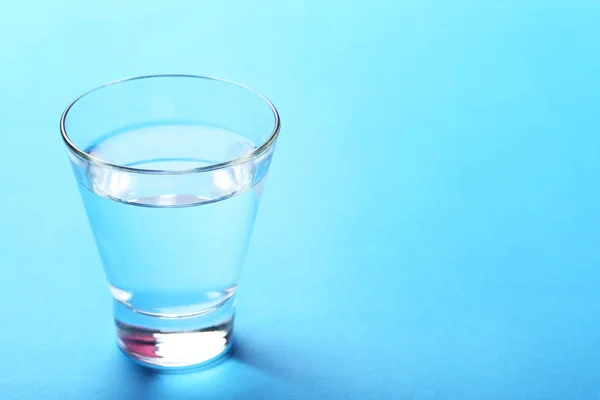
60;74;281;175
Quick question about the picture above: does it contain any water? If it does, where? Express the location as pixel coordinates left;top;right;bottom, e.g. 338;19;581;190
79;187;259;317
74;124;266;367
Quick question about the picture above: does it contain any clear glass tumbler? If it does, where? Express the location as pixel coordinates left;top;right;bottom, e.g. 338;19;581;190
60;75;280;369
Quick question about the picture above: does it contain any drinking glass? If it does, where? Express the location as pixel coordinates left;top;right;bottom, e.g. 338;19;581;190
60;75;280;369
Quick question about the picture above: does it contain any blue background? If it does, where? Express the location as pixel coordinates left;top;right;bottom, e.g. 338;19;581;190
1;1;599;398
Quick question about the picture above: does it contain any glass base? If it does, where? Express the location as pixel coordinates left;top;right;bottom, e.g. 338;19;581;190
116;319;233;369
113;296;235;369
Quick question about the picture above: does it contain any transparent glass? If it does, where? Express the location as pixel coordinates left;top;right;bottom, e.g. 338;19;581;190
60;75;280;369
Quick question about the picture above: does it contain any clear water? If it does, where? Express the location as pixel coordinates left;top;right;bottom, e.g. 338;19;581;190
78;125;261;320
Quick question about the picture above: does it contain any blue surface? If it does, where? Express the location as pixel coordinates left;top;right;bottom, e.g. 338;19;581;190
1;1;599;398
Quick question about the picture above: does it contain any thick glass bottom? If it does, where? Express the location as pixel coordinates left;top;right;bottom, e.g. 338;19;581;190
113;296;235;369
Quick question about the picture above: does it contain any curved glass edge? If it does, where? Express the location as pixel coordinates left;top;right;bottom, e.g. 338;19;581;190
60;74;280;176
